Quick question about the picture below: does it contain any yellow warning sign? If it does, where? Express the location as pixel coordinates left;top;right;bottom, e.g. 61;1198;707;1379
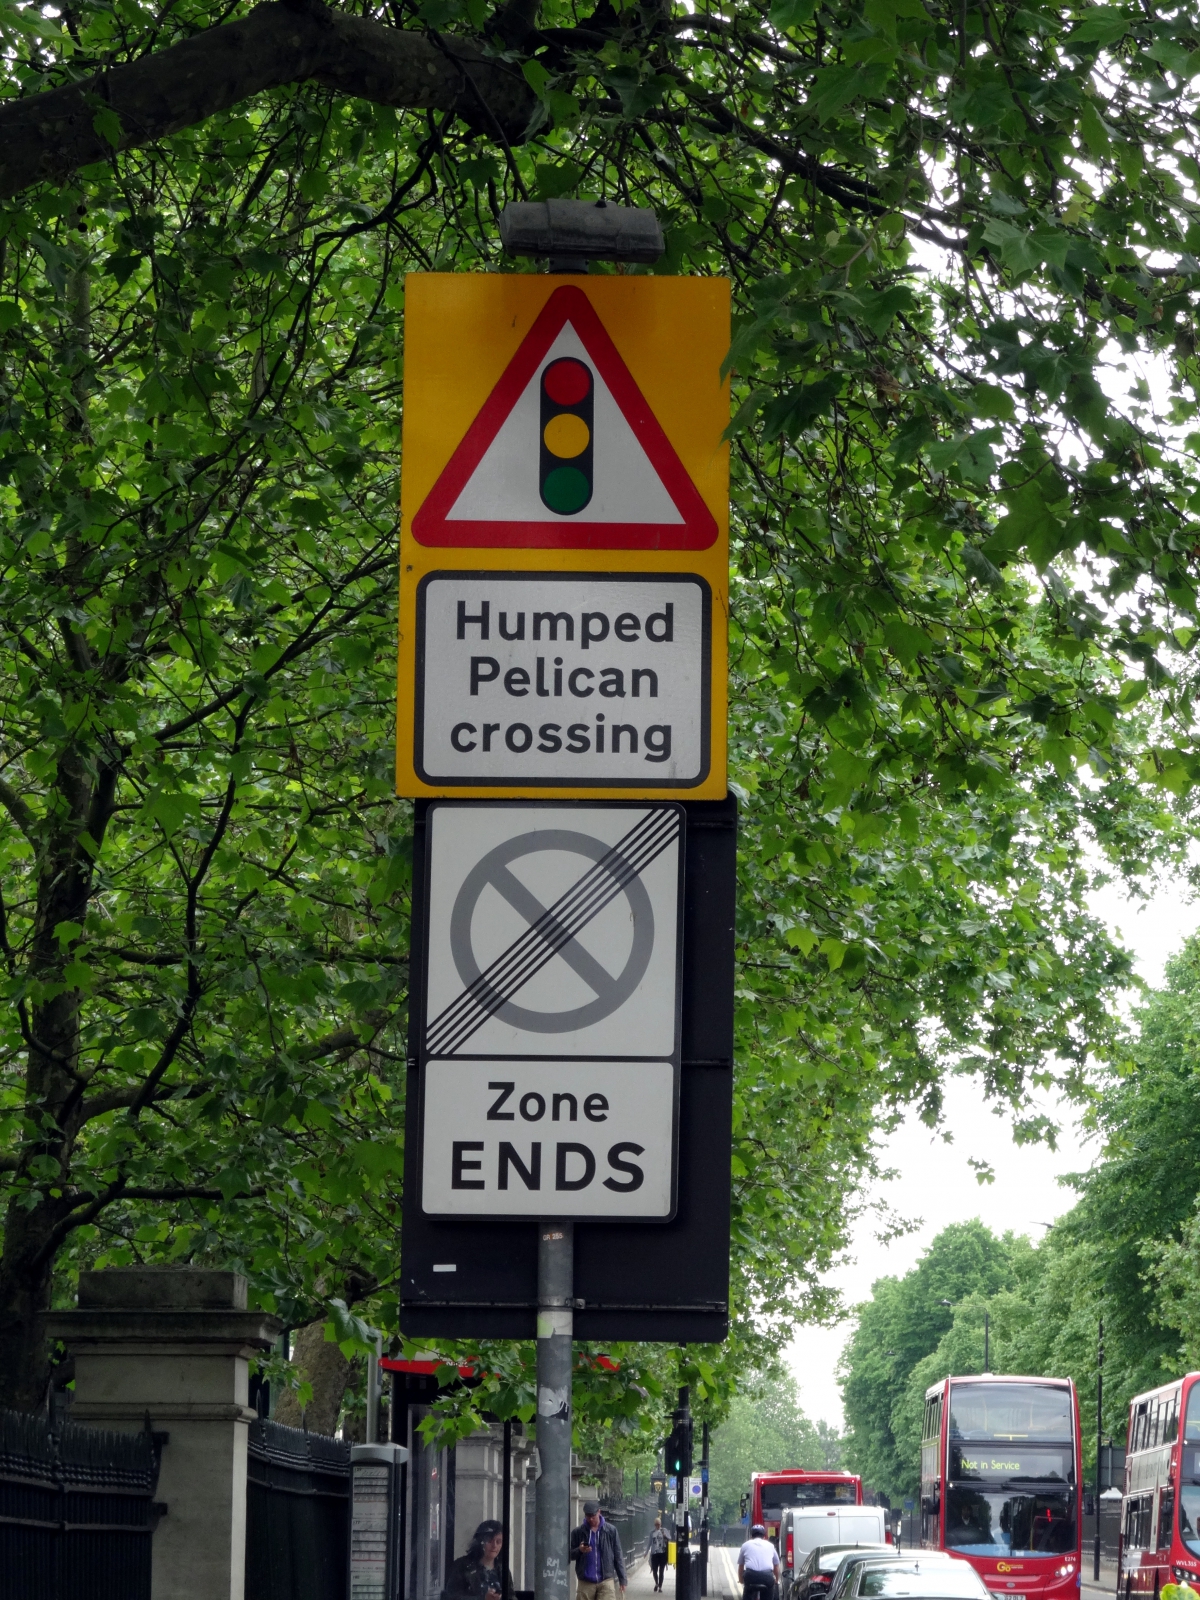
397;273;729;800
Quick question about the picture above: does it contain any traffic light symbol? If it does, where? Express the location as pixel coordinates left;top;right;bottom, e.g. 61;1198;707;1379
540;357;594;515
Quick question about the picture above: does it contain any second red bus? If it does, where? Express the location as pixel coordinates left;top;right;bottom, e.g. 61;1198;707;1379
1119;1372;1200;1597
921;1373;1082;1600
750;1470;864;1541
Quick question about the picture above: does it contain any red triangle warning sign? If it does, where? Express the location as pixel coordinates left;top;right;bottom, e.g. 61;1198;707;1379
411;286;718;550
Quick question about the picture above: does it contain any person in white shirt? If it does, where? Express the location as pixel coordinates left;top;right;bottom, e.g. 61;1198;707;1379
738;1526;780;1600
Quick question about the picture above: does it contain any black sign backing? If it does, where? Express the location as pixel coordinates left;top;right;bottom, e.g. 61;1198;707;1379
399;794;736;1343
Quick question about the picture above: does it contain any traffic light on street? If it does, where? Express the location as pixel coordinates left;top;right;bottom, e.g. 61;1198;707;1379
540;356;594;515
667;1414;693;1476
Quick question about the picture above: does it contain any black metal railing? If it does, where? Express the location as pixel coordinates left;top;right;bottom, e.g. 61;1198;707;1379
1083;1498;1122;1567
0;1406;159;1600
245;1417;352;1600
600;1492;663;1573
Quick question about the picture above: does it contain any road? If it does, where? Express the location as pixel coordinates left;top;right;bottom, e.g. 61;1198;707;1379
637;1551;1123;1600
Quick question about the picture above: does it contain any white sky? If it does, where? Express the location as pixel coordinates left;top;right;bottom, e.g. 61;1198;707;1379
785;872;1200;1429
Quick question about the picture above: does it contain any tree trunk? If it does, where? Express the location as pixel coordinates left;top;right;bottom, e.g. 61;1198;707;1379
0;0;534;202
274;1319;351;1435
0;1205;61;1411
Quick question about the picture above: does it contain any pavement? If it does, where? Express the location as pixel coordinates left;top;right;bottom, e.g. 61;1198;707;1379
622;1545;742;1600
1081;1567;1119;1600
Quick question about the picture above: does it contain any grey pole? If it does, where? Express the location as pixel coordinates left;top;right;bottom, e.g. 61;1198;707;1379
1094;1319;1104;1583
700;1422;710;1598
537;1221;575;1600
366;1332;381;1444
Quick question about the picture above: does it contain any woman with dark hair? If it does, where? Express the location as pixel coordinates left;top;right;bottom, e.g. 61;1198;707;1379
444;1520;512;1600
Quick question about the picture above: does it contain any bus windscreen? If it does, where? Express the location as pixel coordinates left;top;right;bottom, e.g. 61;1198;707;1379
944;1489;1076;1558
760;1482;858;1513
1181;1486;1200;1556
1186;1386;1200;1444
948;1385;1074;1442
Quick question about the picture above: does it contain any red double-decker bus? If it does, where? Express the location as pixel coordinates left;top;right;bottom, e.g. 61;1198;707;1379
1119;1372;1200;1596
750;1471;864;1540
920;1375;1081;1599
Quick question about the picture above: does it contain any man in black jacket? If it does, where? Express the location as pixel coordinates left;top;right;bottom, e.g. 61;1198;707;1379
571;1500;628;1600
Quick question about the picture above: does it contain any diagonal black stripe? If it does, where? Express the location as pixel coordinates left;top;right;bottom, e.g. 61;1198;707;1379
425;810;670;1048
425;811;669;1051
425;809;680;1055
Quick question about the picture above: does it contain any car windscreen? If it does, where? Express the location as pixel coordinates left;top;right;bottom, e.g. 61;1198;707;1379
821;1549;889;1571
832;1556;941;1598
859;1570;988;1598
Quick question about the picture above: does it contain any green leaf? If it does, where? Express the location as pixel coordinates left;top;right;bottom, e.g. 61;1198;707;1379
761;375;843;440
92;106;123;149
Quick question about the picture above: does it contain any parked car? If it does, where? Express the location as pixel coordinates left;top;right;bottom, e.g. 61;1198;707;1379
844;1559;992;1600
827;1550;956;1600
788;1544;892;1600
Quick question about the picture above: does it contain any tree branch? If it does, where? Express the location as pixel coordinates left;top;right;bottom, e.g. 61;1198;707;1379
0;777;36;841
294;1010;388;1061
0;0;533;201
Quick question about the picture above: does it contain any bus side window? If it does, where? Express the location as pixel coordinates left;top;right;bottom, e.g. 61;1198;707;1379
1134;1404;1149;1454
1167;1396;1180;1445
1126;1493;1153;1552
1159;1488;1175;1551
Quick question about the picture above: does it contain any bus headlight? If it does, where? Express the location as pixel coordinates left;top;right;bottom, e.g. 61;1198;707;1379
1054;1564;1076;1578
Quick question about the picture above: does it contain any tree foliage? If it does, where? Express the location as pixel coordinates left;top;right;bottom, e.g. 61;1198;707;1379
839;1220;1035;1500
841;958;1200;1504
2;0;1200;1435
707;1372;842;1524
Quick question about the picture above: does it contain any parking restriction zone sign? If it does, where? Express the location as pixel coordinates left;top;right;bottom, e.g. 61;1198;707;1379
417;800;684;1220
397;274;729;800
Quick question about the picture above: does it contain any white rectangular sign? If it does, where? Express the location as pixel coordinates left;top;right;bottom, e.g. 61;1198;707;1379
417;801;684;1220
413;573;711;788
420;1059;675;1218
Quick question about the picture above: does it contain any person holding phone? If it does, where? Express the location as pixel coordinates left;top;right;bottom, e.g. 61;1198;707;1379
445;1520;511;1600
571;1500;628;1600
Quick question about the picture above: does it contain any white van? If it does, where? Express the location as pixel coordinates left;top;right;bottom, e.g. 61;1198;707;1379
779;1505;890;1589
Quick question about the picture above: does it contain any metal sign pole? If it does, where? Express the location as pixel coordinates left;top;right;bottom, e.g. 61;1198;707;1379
1094;1318;1103;1583
700;1422;709;1598
675;1386;692;1600
537;1222;574;1600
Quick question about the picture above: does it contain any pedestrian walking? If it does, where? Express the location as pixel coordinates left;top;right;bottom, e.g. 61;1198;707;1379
648;1518;670;1592
571;1500;628;1600
738;1524;780;1600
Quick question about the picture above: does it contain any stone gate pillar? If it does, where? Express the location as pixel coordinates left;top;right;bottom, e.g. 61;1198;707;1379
46;1266;281;1600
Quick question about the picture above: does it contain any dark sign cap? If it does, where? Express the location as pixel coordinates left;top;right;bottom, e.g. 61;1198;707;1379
500;200;664;265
